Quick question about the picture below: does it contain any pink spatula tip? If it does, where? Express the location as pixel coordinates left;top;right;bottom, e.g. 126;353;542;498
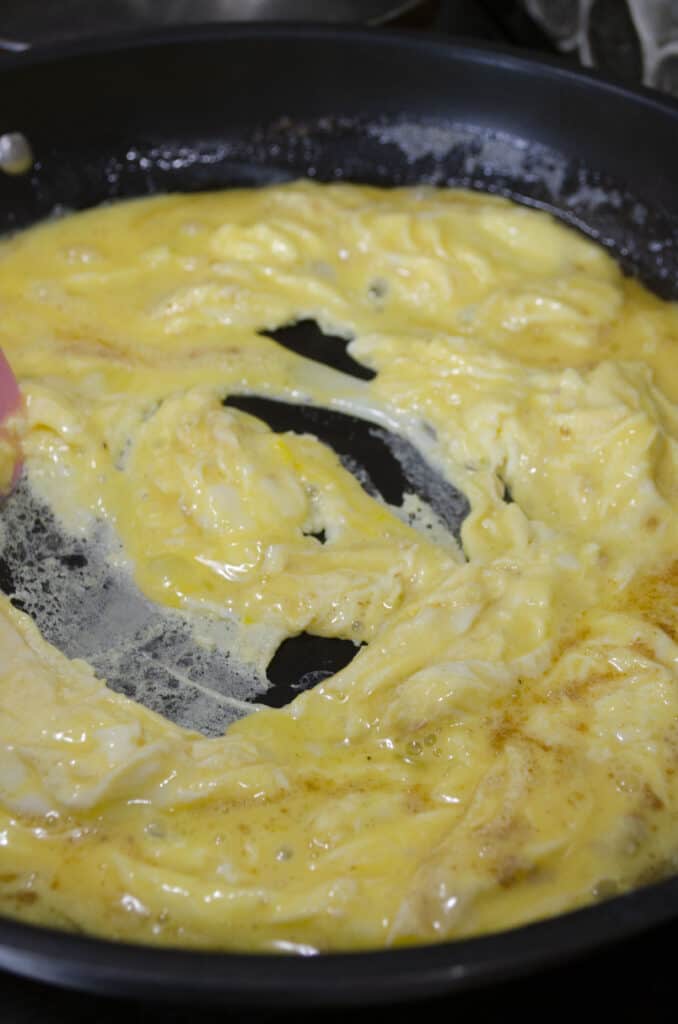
0;349;21;419
0;349;23;497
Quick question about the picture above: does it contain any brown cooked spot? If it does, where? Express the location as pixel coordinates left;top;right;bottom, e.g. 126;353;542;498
496;856;538;889
563;670;616;702
643;784;665;811
13;891;38;905
490;713;522;751
631;639;656;660
478;813;531;844
490;724;512;751
592;878;619;901
559;425;572;438
621;559;678;642
405;786;430;814
633;858;675;888
645;515;660;531
526;734;556;754
548;623;592;671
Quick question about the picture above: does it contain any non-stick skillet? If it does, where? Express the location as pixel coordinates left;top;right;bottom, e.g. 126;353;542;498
1;23;678;1007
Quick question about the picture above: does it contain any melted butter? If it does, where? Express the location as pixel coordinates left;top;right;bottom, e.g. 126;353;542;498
0;182;678;951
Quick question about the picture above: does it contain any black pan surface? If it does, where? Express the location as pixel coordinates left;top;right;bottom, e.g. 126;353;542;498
1;23;678;1006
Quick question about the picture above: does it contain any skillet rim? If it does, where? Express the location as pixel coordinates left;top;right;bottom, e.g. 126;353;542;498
1;871;678;1005
1;22;678;1006
0;19;676;122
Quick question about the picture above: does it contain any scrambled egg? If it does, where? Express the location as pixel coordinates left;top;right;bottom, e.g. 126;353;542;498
0;182;678;952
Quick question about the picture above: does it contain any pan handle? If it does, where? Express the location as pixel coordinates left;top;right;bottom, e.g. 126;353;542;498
0;133;33;175
0;37;31;53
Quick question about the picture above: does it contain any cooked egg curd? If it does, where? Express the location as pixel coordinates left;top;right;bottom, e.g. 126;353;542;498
1;182;678;952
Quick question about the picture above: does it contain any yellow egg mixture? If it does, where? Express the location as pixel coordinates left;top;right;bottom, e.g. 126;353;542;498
1;182;678;953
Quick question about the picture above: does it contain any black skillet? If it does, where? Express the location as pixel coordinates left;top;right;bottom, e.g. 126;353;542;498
1;23;678;1007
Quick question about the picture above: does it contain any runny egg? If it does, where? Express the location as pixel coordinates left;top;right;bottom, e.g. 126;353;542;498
0;182;677;952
